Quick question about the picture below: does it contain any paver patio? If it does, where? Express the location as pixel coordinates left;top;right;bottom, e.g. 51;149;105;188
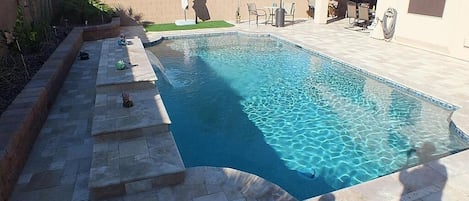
8;18;469;201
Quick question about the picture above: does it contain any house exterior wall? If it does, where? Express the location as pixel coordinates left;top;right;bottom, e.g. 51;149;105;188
102;0;309;25
376;0;469;61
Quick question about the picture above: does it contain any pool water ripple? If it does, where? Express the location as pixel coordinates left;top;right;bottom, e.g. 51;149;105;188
148;34;469;199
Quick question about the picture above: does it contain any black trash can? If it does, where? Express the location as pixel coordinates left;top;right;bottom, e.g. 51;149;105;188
275;8;285;27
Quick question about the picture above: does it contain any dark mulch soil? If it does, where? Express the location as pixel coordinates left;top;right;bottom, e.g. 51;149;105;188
0;32;67;116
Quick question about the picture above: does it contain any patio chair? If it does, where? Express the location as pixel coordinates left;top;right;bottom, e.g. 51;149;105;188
266;3;277;24
357;3;371;28
346;1;358;25
247;3;267;26
284;2;296;25
328;0;338;17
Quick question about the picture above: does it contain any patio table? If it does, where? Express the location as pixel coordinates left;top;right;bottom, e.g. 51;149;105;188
264;6;279;25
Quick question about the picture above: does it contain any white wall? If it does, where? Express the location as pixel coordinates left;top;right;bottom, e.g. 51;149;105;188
375;0;469;61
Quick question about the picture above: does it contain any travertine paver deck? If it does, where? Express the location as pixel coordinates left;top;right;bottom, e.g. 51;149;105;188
102;166;296;201
89;36;185;199
96;38;156;86
92;37;170;136
9;19;469;201
92;82;171;136
89;130;185;199
9;40;101;201
306;149;469;201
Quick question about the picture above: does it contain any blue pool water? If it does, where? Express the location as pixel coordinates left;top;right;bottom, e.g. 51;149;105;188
147;34;468;199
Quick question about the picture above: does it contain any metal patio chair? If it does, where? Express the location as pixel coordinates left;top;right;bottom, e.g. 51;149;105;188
347;1;358;25
247;3;267;26
284;2;296;25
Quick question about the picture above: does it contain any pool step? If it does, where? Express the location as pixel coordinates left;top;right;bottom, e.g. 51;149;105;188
89;130;185;200
96;38;157;87
91;81;171;139
91;38;170;138
89;37;185;200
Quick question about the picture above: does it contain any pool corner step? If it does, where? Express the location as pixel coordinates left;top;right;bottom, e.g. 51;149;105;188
96;38;157;86
88;131;185;200
88;36;184;200
91;83;171;139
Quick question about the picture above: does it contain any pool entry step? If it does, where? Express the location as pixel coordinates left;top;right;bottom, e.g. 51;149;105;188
89;130;185;200
88;38;185;200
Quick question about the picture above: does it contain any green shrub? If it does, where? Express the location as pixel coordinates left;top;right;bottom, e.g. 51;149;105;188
53;0;113;25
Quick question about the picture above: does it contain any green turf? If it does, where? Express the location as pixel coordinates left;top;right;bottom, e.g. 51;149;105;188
144;20;234;32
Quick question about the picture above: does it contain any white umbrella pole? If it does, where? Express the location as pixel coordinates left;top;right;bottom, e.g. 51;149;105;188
182;0;189;21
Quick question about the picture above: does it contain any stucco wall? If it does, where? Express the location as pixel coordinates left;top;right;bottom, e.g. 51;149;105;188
376;0;469;61
103;0;309;25
0;0;18;31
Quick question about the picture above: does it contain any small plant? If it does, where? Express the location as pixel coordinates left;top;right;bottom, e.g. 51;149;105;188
0;31;11;56
114;5;143;24
53;0;114;25
115;59;126;70
122;92;134;108
0;4;67;115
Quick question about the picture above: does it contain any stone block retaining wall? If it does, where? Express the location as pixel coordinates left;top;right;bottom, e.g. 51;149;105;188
82;18;121;41
0;18;120;201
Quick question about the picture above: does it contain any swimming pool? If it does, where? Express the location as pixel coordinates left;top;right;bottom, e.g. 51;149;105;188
147;34;469;199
